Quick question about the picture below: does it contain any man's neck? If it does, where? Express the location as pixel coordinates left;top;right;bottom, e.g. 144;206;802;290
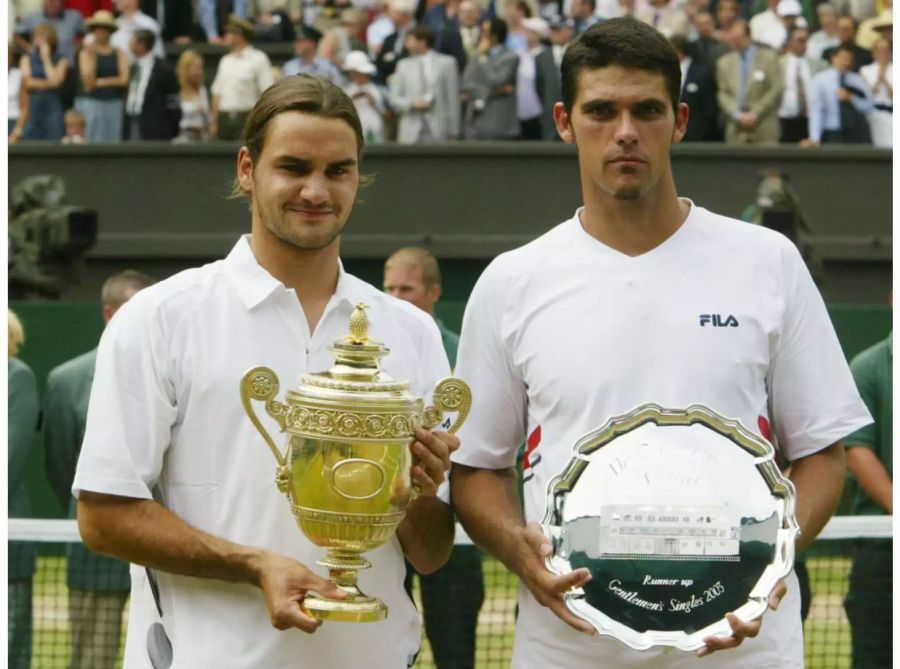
579;174;689;256
249;230;341;332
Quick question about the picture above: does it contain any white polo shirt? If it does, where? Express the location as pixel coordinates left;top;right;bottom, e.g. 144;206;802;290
452;202;871;669
73;236;451;669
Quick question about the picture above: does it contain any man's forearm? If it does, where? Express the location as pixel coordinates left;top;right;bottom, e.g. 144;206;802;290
78;491;266;586
846;445;893;514
451;465;526;574
397;495;454;575
789;442;846;552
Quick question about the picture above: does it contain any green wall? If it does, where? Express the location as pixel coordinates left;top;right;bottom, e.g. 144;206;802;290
10;299;891;522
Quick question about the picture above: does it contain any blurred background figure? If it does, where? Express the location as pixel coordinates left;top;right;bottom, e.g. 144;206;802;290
109;0;164;61
717;19;784;144
843;328;892;669
61;108;88;143
859;35;892;147
44;271;155;669
15;0;85;63
458;0;484;62
671;33;721;141
462;17;520;138
778;25;826;143
281;25;343;81
691;10;729;64
342;50;387;142
124;29;181;140
175;49;212;143
535;16;573;141
807;42;873;144
384;247;485;669
389;25;461;143
249;0;302;42
808;2;841;59
8;309;40;669
823;16;872;71
637;0;689;38
210;15;274;140
856;1;892;50
20;22;69;141
319;7;369;68
515;16;548;139
9;42;28;143
375;0;418;85
76;10;128;143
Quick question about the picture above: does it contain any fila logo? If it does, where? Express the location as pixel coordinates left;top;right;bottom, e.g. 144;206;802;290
699;314;739;327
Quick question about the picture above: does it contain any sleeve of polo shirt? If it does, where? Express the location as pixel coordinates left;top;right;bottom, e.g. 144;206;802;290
768;240;872;461
451;260;526;470
257;53;275;94
72;295;177;501
210;59;225;97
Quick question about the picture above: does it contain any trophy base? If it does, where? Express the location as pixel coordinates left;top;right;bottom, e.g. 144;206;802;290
303;590;387;623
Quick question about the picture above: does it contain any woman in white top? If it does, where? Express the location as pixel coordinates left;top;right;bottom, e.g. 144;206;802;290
859;37;892;148
175;49;211;143
8;43;27;142
340;50;386;143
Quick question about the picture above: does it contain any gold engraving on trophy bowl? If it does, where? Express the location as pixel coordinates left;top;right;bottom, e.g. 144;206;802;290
330;458;386;500
240;303;472;623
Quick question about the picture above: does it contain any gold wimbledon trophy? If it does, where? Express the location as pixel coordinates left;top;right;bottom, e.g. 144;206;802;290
240;304;471;623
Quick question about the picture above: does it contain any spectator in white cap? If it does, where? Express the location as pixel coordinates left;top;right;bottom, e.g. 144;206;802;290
341;50;387;142
751;0;797;49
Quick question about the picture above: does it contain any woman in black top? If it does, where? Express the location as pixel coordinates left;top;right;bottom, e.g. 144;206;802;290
77;10;130;142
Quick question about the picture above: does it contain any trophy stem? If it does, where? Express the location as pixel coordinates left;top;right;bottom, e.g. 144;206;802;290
302;551;388;623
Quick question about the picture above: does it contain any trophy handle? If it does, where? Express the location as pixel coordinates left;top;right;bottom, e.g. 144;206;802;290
423;377;472;434
240;366;291;494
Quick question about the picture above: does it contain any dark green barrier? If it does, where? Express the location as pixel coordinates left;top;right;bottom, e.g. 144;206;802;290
10;300;890;524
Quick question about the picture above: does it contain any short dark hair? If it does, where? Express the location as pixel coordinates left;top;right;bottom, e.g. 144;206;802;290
409;25;435;47
485;17;508;44
133;29;156;52
231;75;366;199
561;18;681;114
668;33;690;55
831;41;856;58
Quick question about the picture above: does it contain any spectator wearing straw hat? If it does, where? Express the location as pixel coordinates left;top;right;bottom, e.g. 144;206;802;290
8;309;39;669
210;14;275;139
856;3;892;50
281;25;343;82
342;50;388;141
76;9;128;142
44;271;155;669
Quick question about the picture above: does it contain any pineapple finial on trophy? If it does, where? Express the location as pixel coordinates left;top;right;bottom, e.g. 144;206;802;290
348;303;369;344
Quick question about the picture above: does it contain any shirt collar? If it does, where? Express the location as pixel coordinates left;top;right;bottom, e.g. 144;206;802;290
224;235;368;311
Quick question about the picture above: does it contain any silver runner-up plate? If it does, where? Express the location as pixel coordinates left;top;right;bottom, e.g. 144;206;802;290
542;404;799;652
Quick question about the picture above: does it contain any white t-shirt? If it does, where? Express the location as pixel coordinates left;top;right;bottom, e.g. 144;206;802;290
452;202;871;669
211;46;276;113
73;236;451;669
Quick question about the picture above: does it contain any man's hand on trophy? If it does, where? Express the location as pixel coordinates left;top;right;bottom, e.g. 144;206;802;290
696;578;788;657
256;551;348;633
514;522;596;636
409;427;460;496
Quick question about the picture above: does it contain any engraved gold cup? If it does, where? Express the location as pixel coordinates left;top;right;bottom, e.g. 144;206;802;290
240;304;471;622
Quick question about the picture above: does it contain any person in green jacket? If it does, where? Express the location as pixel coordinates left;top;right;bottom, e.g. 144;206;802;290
843;333;892;669
8;308;40;669
43;270;155;669
384;247;483;669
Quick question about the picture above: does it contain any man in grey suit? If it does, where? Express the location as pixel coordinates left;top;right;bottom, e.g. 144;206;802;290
44;270;155;669
461;17;520;139
716;20;784;144
535;17;574;140
389;25;462;143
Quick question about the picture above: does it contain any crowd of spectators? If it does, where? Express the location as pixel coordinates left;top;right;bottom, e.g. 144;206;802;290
7;0;893;145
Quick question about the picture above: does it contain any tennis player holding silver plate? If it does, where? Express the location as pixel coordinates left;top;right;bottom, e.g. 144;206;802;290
542;404;798;651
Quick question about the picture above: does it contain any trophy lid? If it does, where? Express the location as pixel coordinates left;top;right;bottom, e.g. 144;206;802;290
289;303;417;403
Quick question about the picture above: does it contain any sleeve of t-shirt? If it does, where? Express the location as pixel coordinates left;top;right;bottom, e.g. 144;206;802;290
72;295;178;500
843;350;879;450
451;259;527;470
768;241;873;461
210;60;225;97
257;53;275;94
